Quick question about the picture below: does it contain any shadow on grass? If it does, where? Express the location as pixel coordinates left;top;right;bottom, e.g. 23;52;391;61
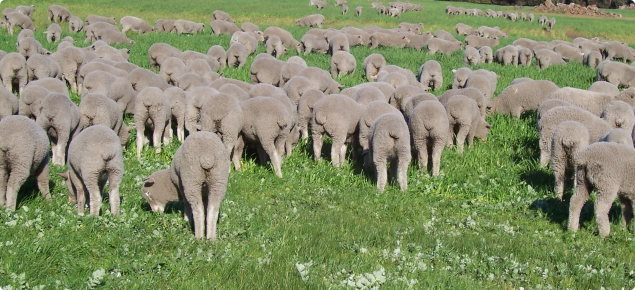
16;178;58;209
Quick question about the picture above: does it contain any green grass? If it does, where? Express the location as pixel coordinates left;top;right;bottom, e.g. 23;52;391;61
1;0;635;289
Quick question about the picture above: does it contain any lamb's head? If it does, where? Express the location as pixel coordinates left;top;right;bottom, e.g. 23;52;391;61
475;118;491;140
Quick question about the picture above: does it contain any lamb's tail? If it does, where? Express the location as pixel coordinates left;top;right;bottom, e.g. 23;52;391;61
200;154;215;171
277;115;288;129
314;110;327;125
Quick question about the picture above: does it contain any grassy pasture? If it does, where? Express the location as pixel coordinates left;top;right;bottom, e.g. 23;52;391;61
1;0;635;288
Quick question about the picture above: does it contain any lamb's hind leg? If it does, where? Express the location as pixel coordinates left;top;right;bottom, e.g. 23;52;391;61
262;140;282;178
106;160;123;215
568;167;591;233
595;187;619;238
619;195;633;230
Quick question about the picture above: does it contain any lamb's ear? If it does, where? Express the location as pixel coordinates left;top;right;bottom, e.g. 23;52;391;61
452;69;457;73
57;172;69;179
143;177;155;187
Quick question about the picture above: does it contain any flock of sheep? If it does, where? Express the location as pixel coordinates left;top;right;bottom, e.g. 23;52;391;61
0;2;635;240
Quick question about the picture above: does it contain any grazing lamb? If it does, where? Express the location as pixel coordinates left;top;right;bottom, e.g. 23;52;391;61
59;125;123;215
36;93;82;166
212;10;234;23
210;20;240;35
463;46;480;65
298;34;329;55
164;87;187;142
452;67;472;89
85;15;116;25
550;87;635;117
518;47;533;66
171;131;229;241
174;19;205;34
426;38;462;55
328;33;350;54
311;94;363;167
141;169;179;213
538;106;612;167
68;16;84;32
410;100;449;176
368;113;411;192
120;16;154;34
15;5;35;17
598;61;635;88
369;33;410;49
296;14;325;28
601;100;635;132
18;37;48;60
465;35;499;49
0;52;27;94
358;101;401;153
356;6;362;16
263;26;300;48
438;88;487;117
445;95;491;153
417;60;443;91
568;142;635;238
495;45;519;66
363;53;386;81
0;86;18;121
300;66;343;94
479;46;493;63
266;35;286;59
45;23;62;43
297;89;325;139
330;51;356;78
6;11;34;35
487;80;560;118
535;49;567;69
149;43;181;70
79;93;130;147
83;70;136;114
226;42;248;68
546;17;555;32
583;51;603;68
550;120;590;200
199;93;244;166
0;116;50;211
589;81;620;96
159;57;188;85
135;87;172;158
235;97;291;177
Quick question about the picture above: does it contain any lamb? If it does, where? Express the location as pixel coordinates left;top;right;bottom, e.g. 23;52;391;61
300;66;343;94
518;47;533;66
538;15;548;25
589;81;620;95
330;51;356;78
279;62;307;87
600;100;635;132
378;72;409;89
403;32;434;50
57;125;123;216
479;46;493;63
353;86;387;107
148;43;181;70
358;101;401;153
0;52;27;94
368;33;410;49
568;142;635;238
426;38;462;55
187;59;217;81
583;51;603;68
212;10;234;23
297;34;329;55
264;26;300;48
48;5;71;23
314;0;327;9
6;11;34;35
226;42;248;68
83;70;136;114
235;97;291;177
210;20;240;35
36;93;82;166
231;32;259;55
85;15;116;26
456;23;477;36
15;5;35;18
546;17;555;32
184;86;216;134
0;86;18;121
464;73;494;99
311;94;363;167
163;87;187;142
179;50;218;69
79;93;130;147
465;35;499;49
463;46;480;66
452;67;472;89
335;0;347;6
170;131;229;240
77;61;128;87
363;53;386;81
266;35;287;59
177;73;213;91
328;33;350;54
199;93;244;166
445;95;491;153
128;68;169;94
207;45;226;69
296;89;325;139
174;19;205;34
69;16;84;33
120;16;154;34
95;29;135;45
45;23;62;43
550;120;590;200
486;80;560;118
83;22;119;42
598;61;635;88
434;30;458;42
495;45;519;66
283;76;313;105
141;169;179;213
218;84;249;102
296;14;325;28
535;49;567;69
538;106;612;167
410;100;449;176
528;13;535;22
536;99;572;124
417;60;443;91
241;22;260;32
250;56;285;86
549;87;635;116
438;88;487;117
0;116;51;211
477;26;507;38
18;37;48;60
602;41;635;62
356;6;362;16
599;128;633;146
248;83;285;99
367;113;411;192
159;57;188;86
17;29;34;44
154;19;174;33
135;87;172;158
